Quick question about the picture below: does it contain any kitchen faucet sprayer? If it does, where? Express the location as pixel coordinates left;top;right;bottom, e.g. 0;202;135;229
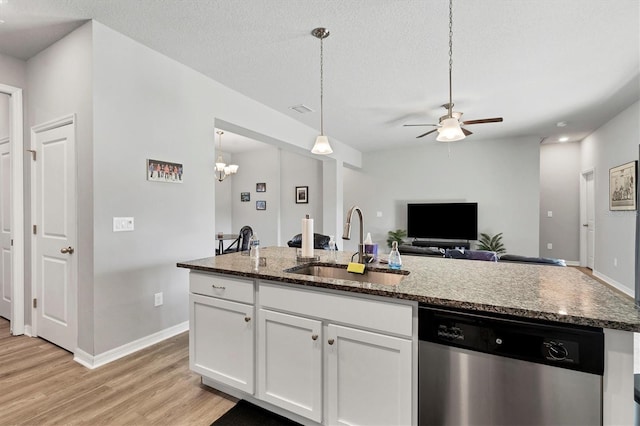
343;205;365;264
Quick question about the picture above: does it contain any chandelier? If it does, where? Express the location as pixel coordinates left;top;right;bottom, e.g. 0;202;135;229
215;131;238;182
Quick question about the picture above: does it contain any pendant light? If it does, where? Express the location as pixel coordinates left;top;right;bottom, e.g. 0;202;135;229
310;27;333;155
436;0;465;142
215;131;239;182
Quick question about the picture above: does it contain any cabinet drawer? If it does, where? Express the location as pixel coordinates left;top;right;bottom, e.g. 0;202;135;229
190;272;254;304
260;282;413;337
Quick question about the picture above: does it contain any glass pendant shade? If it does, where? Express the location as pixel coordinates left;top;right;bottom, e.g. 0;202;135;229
436;117;466;142
311;135;333;155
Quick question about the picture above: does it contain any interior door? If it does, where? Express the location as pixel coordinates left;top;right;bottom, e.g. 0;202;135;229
33;119;77;353
0;135;11;320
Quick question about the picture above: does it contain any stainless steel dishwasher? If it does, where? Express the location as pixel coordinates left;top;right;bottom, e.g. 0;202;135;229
419;306;604;426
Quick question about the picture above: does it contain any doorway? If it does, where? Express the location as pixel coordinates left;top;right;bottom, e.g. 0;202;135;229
580;169;595;269
0;83;24;336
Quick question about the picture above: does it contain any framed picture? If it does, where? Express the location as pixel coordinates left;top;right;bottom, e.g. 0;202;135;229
147;159;183;183
609;160;637;211
256;182;266;192
295;186;309;204
240;192;250;202
256;200;267;210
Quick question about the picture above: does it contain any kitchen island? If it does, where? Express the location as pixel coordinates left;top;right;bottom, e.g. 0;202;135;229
178;247;640;425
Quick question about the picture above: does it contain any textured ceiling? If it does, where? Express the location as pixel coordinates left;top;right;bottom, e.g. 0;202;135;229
0;0;638;153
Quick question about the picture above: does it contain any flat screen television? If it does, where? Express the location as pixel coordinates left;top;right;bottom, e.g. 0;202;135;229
407;202;478;241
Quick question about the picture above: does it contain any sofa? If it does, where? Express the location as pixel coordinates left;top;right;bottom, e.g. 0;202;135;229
398;244;566;266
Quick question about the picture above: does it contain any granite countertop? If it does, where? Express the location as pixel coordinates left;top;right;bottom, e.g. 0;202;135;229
177;246;640;332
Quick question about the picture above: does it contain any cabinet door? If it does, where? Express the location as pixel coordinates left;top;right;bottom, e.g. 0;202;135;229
258;309;322;422
327;324;412;426
189;293;254;393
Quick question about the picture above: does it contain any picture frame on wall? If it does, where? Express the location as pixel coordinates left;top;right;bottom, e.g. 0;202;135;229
147;159;183;183
609;160;637;211
256;182;266;192
295;186;309;204
256;200;267;210
241;192;250;202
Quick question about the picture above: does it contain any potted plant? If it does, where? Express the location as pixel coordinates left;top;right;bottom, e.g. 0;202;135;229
476;232;506;255
386;229;407;248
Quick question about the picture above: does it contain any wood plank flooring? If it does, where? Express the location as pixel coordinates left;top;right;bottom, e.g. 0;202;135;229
0;318;237;425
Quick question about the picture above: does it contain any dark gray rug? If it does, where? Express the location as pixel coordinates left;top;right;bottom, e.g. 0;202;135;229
212;400;302;426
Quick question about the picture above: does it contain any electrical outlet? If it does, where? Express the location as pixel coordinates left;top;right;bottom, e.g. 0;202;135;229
154;292;163;307
547;243;553;250
376;211;383;218
547;211;553;218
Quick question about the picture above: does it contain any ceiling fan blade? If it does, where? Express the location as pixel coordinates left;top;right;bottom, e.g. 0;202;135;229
403;123;438;127
416;129;438;138
461;117;503;125
462;127;473;136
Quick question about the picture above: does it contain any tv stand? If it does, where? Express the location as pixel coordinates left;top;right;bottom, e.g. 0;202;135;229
412;240;470;250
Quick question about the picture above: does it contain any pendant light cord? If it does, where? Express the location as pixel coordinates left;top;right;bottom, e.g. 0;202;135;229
448;0;454;118
319;35;324;136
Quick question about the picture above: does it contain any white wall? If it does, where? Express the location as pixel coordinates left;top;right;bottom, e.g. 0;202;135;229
343;136;541;256
581;100;639;294
280;149;323;243
26;22;94;351
228;146;280;247
215;147;323;248
89;21;357;354
539;142;581;262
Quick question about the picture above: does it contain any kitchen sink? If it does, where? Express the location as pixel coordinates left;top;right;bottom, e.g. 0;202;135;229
286;264;409;286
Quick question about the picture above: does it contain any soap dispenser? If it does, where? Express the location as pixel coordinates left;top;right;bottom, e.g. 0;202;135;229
388;241;402;270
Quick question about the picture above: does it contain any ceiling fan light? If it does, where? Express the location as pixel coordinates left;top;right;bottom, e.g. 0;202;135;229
311;135;333;155
436;117;466;142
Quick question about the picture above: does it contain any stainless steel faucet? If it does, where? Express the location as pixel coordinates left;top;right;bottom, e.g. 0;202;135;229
342;205;365;264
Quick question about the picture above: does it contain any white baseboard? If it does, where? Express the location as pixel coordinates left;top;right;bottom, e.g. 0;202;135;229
593;270;634;297
23;324;33;337
565;260;580;266
73;321;189;369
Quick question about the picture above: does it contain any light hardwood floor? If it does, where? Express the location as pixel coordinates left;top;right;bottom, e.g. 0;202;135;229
0;318;237;425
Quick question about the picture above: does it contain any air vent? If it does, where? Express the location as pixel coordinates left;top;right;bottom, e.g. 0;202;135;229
289;104;313;114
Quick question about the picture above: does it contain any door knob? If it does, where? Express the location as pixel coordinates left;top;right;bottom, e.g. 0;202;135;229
60;246;75;254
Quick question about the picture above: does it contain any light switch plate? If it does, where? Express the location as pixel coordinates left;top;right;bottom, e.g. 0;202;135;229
547;211;553;217
113;217;134;232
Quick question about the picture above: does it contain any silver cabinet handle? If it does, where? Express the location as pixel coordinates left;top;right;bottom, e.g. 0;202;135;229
582;224;588;227
328;338;335;345
311;334;318;341
60;246;74;254
211;284;226;290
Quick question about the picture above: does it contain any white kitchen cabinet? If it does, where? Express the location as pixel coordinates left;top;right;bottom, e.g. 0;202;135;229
258;309;323;422
327;324;412;426
189;273;255;394
259;282;415;425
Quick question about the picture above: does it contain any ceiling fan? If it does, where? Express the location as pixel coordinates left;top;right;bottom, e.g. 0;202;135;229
404;0;503;141
404;103;503;140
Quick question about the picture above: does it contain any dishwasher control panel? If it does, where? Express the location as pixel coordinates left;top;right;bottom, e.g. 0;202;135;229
419;306;604;375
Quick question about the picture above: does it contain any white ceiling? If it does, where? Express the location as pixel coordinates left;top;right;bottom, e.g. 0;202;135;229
0;0;638;153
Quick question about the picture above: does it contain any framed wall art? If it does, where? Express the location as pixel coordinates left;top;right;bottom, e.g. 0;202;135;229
147;159;183;183
241;192;250;202
256;182;266;192
295;186;309;204
609;160;637;211
256;200;267;210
